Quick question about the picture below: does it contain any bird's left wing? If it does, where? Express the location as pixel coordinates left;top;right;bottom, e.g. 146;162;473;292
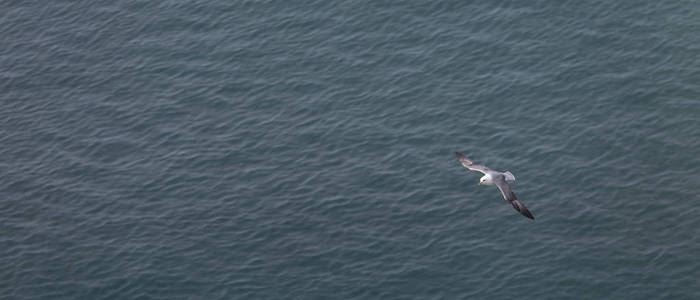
494;177;535;220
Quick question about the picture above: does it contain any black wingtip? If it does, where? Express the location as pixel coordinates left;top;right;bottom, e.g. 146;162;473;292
511;200;535;220
455;152;469;163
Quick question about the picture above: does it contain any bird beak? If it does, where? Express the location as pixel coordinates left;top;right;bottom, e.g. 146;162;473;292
477;182;481;186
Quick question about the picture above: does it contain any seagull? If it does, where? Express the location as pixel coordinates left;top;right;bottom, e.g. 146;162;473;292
456;152;535;220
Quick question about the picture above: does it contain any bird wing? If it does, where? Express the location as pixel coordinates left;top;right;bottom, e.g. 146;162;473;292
494;176;535;220
455;152;491;174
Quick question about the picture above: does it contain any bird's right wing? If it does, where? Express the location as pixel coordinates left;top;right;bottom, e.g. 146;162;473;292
455;152;491;174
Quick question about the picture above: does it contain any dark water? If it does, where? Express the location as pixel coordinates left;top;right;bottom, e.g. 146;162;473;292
2;1;700;299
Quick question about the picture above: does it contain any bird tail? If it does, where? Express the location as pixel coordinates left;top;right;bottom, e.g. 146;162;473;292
511;199;535;220
503;171;516;182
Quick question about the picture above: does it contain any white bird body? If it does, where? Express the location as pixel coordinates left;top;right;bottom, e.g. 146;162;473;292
456;152;535;220
479;174;494;185
480;171;515;185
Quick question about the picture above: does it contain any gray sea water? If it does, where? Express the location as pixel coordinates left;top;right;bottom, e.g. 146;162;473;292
2;1;700;299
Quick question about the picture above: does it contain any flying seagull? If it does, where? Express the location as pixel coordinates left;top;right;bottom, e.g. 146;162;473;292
455;152;535;220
